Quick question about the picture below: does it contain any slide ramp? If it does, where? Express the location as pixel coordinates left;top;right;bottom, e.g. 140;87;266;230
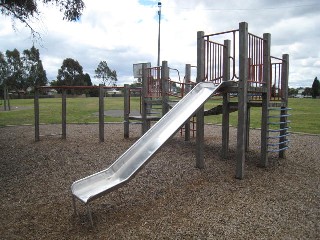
71;81;233;205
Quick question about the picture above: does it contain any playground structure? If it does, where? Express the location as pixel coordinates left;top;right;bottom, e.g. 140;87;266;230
71;22;290;226
124;22;290;176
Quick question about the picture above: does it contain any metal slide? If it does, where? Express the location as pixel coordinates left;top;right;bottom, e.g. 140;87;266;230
71;81;233;207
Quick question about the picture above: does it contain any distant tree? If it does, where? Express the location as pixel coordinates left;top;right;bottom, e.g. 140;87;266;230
0;51;8;86
5;49;24;95
0;0;85;37
22;46;48;88
311;77;320;98
94;61;117;86
83;73;92;86
130;82;142;88
288;88;298;97
56;58;84;86
302;87;312;97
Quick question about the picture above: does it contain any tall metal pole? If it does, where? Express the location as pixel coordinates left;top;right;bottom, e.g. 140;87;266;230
157;2;162;66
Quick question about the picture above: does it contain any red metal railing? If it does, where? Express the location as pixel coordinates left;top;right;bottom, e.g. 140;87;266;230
146;66;161;98
204;39;224;83
203;30;238;81
270;56;283;101
248;33;264;87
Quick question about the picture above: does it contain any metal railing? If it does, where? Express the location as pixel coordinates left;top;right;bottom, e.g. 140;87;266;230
248;33;264;87
270;56;284;101
146;66;162;98
203;29;239;82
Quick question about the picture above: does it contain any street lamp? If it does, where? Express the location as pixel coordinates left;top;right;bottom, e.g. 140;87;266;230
157;1;162;67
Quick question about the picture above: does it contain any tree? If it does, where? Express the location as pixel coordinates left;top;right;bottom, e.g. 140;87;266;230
56;58;84;86
311;77;320;98
94;61;117;86
83;73;92;86
303;87;312;97
0;51;8;86
22;46;48;88
5;48;24;94
288;88;298;97
0;0;85;36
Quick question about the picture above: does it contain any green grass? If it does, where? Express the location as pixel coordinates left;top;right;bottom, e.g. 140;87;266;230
0;97;319;134
202;98;320;134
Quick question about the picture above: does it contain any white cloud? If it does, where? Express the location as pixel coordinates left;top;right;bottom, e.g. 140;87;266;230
0;0;319;87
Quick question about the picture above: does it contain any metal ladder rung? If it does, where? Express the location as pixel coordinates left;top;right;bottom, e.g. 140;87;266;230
268;120;291;125
268;127;291;132
268;114;291;118
268;133;290;139
268;107;292;111
268;140;290;147
268;146;289;153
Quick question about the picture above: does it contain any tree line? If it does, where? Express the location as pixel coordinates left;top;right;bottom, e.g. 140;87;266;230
0;46;118;97
288;77;320;98
0;46;47;96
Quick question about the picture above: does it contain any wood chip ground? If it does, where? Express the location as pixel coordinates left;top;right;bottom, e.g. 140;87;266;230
0;124;319;239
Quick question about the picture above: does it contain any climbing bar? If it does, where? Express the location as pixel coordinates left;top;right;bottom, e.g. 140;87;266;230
268;120;291;125
268;127;291;132
268;114;291;118
268;107;292;111
267;140;290;147
268;146;289;153
268;133;291;139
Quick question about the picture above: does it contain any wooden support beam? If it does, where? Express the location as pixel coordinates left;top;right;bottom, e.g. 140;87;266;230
62;89;67;139
184;63;191;141
222;39;231;158
236;22;248;179
99;84;105;142
196;31;205;169
124;84;130;139
34;87;40;142
260;33;271;167
279;54;289;158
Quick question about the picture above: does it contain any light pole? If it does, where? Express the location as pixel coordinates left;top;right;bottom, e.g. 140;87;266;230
157;2;162;67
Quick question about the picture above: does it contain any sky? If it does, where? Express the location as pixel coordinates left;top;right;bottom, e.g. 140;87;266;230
0;0;319;88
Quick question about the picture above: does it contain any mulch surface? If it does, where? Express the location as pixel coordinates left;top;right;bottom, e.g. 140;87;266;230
0;124;319;239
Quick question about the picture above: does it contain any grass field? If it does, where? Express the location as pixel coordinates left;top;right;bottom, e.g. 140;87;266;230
0;97;319;134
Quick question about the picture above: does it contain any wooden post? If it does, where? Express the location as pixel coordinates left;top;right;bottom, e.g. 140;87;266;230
62;89;67;139
246;106;251;152
7;86;10;110
99;84;104;142
184;64;191;141
141;63;149;134
279;54;289;158
3;85;10;111
161;60;169;116
196;31;205;169
236;22;248;179
260;33;271;167
3;85;7;111
222;39;231;158
34;87;40;141
124;84;130;139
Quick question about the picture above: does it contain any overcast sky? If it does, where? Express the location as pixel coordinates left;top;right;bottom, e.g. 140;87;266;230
0;0;319;87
